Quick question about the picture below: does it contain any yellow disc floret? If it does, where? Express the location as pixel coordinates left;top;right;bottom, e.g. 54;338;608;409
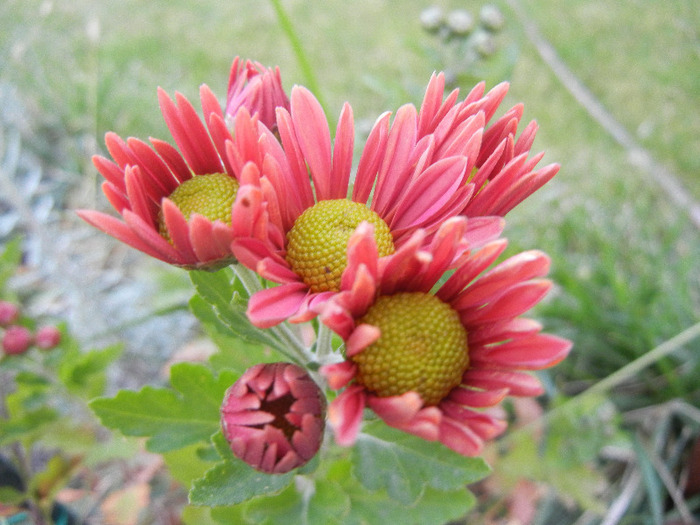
351;292;469;406
285;199;394;293
158;173;239;242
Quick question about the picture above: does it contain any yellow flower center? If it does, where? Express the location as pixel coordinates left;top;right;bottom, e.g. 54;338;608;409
285;199;394;293
351;292;469;406
158;173;239;241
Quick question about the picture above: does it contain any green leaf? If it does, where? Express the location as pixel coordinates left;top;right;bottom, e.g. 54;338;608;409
59;344;123;399
633;434;664;524
352;420;491;504
0;486;25;505
189;269;283;352
190;295;279;374
0;237;22;292
329;458;477;525
0;406;59;446
90;363;237;453
189;456;294;508
189;432;294;507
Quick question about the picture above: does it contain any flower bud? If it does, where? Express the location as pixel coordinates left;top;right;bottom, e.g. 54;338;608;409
446;9;474;37
35;326;61;350
221;363;325;474
472;30;498;57
225;57;290;132
420;6;445;33
2;325;33;355
480;4;505;32
0;301;20;327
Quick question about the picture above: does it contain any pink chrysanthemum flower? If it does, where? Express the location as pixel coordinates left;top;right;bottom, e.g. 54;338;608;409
78;84;280;270
319;218;572;457
233;73;538;327
220;362;326;474
225;56;290;133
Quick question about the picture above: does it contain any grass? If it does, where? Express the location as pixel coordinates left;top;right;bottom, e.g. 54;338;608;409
2;0;700;522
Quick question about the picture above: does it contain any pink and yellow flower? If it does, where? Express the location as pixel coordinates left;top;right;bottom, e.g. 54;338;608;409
225;56;290;133
78;83;281;270
319;218;571;456
233;73;543;328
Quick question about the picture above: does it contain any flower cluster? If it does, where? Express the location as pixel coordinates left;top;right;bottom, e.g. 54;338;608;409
79;56;570;472
0;300;61;356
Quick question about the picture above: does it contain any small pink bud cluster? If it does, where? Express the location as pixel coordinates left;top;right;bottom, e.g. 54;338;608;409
0;300;62;357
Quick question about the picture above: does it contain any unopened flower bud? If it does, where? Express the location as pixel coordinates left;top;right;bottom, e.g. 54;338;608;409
420;6;445;33
480;4;505;32
35;326;61;350
2;325;33;355
225;57;290;132
472;30;498;57
0;301;20;327
446;9;475;36
221;363;326;474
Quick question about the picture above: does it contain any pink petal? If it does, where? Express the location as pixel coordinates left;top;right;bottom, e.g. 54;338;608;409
372;104;418;216
438;418;484;457
318;299;356;341
320;361;357;390
122;209;186;263
246;283;309;328
460;279;552;325
230;238;280;273
222;410;274;426
468;318;543;346
160;199;197;261
437;239;508;303
188;214;233;262
353;112;391;204
346;323;381;357
463;216;506;249
275;107;315;214
290;87;332;201
330;102;354;199
150;138;192;184
124;166;157;224
463;368;544;397
76;209;180;264
368;391;424;425
456;250;551;309
158;88;223;175
391;156;468;231
447;387;509;408
472;334;572;370
92;154;126;193
328;385;366;446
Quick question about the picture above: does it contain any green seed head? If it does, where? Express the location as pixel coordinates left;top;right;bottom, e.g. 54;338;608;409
285;199;395;293
351;292;469;406
158;173;239;241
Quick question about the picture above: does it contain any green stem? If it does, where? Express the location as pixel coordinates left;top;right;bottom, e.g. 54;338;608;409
231;264;314;365
268;0;326;111
579;320;700;400
315;321;334;364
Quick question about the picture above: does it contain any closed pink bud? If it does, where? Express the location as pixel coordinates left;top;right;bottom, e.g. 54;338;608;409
2;325;33;355
0;301;20;327
225;56;290;132
35;326;61;350
221;362;326;474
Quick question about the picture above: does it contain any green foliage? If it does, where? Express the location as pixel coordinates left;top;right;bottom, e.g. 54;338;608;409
353;420;490;504
90;363;237;453
190;432;295;507
189;268;285;354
